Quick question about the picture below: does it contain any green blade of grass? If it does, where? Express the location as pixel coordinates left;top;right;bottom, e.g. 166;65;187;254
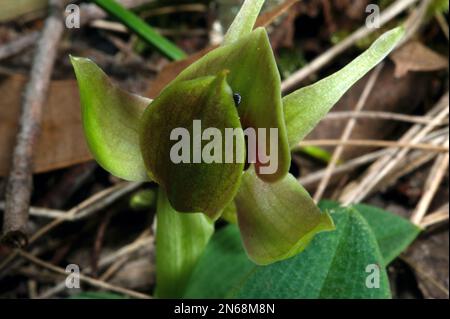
92;0;186;60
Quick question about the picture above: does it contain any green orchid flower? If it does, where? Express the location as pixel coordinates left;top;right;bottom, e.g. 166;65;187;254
71;0;404;298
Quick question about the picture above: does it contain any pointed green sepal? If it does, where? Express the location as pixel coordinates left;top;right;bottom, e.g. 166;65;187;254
140;72;245;219
168;28;290;182
235;166;334;265
223;0;265;45
283;27;405;148
70;56;151;181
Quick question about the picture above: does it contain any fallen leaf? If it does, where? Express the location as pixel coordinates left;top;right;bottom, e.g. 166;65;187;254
391;41;448;78
0;75;91;176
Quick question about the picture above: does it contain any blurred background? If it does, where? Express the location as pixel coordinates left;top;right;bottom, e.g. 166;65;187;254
0;0;448;299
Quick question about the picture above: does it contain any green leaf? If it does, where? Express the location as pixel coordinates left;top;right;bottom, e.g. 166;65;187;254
283;27;404;148
183;225;254;298
140;72;245;219
168;28;291;182
155;190;214;298
70;56;150;181
355;204;421;265
319;200;421;265
234;166;334;265
223;0;265;45
92;0;186;60
184;208;391;298
129;189;156;211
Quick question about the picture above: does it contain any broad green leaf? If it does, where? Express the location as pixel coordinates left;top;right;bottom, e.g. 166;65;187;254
140;73;245;219
155;190;214;298
168;28;290;182
319;200;421;265
283;27;404;148
71;56;150;181
184;225;254;298
234;166;334;265
184;208;391;298
355;204;421;265
223;0;265;45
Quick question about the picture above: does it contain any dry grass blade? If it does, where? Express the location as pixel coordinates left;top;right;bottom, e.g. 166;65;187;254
298;139;449;152
325;111;448;125
0;182;142;274
281;0;421;92
411;145;449;225
420;206;449;228
339;92;449;204
313;63;383;201
17;250;152;299
37;230;152;298
299;130;448;187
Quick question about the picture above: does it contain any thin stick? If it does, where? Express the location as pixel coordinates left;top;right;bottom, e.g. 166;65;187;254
298;139;449;152
299;148;391;186
0;32;40;61
339;92;449;204
0;182;141;274
420;207;449;228
313;64;383;201
339;93;449;205
0;0;152;61
2;0;64;247
281;0;420;92
378;139;447;190
17;250;151;299
0;202;66;220
29;182;141;244
99;230;151;281
37;230;152;298
411;145;449;225
435;13;449;41
349;107;449;204
325;111;447;125
299;132;448;186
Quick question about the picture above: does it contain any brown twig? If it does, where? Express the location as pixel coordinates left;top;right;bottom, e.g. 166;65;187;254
2;0;64;247
91;211;114;277
17;249;152;299
0;182;142;275
37;230;152;298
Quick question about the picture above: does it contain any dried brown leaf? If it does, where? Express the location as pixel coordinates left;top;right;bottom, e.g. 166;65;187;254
391;41;448;78
0;75;91;176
